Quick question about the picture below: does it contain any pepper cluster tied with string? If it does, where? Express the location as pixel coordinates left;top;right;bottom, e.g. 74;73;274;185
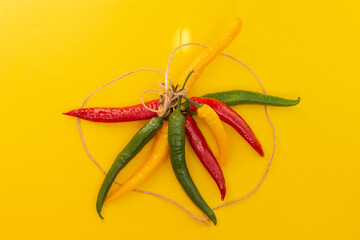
63;19;300;225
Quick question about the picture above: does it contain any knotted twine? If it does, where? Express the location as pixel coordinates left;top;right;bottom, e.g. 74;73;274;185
141;81;187;117
77;42;276;225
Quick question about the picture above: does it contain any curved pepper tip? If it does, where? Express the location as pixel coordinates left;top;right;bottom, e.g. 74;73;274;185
97;210;104;220
220;187;226;201
206;210;217;225
96;202;105;219
221;195;225;201
290;97;301;106
257;146;265;157
260;151;265;157
235;17;242;28
212;216;217;226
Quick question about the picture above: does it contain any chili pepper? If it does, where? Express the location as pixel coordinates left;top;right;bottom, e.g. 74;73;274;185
189;97;264;157
178;19;242;91
64;90;300;123
194;104;229;167
168;103;217;225
185;114;226;200
202;90;301;106
63;99;159;123
105;122;169;202
96;117;163;219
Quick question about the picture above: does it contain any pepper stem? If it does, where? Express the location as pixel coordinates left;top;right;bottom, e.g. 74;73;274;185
181;70;195;90
176;97;183;111
183;96;202;110
174;70;194;112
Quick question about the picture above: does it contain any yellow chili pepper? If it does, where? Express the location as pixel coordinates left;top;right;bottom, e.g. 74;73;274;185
179;18;242;91
106;122;169;202
197;104;229;167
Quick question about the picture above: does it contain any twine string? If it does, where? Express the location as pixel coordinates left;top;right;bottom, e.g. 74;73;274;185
142;43;199;117
77;43;276;224
77;68;209;223
141;89;162;113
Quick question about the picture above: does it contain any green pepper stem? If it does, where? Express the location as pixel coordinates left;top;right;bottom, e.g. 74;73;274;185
176;97;183;111
183;96;202;110
181;70;195;90
173;84;180;92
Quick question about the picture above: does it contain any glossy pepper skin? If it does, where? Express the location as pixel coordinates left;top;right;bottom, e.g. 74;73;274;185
203;90;300;107
190;97;264;157
168;107;217;225
96;117;163;219
196;104;229;166
105;122;169;202
179;19;242;91
185;114;226;200
63;99;159;123
63;90;300;123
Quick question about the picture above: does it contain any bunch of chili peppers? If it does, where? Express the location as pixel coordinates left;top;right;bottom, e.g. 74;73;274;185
64;19;300;225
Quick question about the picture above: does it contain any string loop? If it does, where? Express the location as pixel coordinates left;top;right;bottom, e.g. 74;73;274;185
77;43;276;224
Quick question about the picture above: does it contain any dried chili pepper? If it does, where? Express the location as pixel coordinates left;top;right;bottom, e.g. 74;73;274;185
96;117;163;219
190;97;264;157
106;122;169;202
63;99;159;123
185;114;226;200
168;102;217;225
203;90;300;106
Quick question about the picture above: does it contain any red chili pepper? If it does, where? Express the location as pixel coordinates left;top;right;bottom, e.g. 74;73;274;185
184;114;226;200
63;100;159;122
189;97;264;157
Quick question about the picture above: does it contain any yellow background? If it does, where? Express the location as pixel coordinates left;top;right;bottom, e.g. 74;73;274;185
1;0;359;239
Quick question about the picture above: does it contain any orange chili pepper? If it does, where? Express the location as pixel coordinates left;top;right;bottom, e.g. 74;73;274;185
106;122;169;202
179;18;242;91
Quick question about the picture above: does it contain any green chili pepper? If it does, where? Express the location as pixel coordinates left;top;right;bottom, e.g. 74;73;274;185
96;117;163;219
168;103;217;225
202;90;300;106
